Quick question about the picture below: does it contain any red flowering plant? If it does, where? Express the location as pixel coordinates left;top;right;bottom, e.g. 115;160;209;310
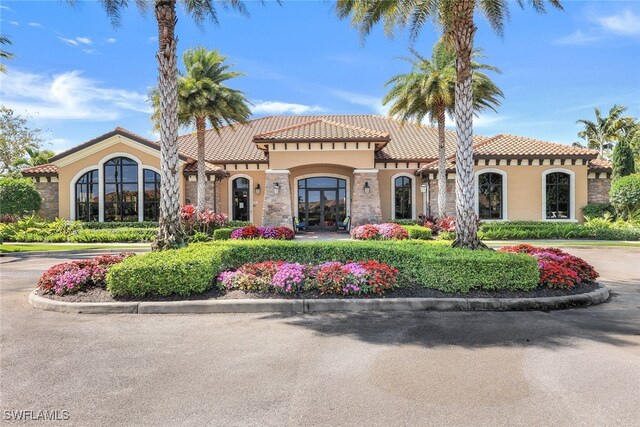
499;244;598;289
419;215;456;236
351;224;380;240
180;204;231;237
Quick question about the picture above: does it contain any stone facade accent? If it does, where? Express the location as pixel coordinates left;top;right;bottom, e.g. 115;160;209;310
33;179;59;220
262;170;293;227
184;178;217;210
588;177;612;204
351;169;382;226
427;179;456;218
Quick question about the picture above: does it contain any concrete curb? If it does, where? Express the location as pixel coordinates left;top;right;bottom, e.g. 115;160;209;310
28;285;609;314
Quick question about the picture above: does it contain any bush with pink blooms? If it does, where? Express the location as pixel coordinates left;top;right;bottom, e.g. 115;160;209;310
229;226;295;240
37;253;135;295
499;244;599;289
351;223;409;240
180;204;232;238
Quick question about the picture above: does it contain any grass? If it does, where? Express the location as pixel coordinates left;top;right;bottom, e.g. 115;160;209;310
0;243;150;254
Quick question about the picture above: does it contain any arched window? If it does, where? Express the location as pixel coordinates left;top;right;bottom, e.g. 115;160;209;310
104;157;138;222
232;177;250;221
478;172;503;219
143;169;161;221
394;175;413;220
75;170;99;222
545;172;571;219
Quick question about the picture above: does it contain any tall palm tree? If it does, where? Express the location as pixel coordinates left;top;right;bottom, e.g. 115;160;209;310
78;0;261;250
383;41;503;219
576;105;629;159
153;48;251;212
0;35;14;73
337;0;563;249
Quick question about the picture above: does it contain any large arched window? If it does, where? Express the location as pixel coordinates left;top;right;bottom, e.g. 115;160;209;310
143;169;160;221
393;175;413;220
478;172;503;219
232;177;250;221
545;171;571;219
75;170;99;222
104;157;138;222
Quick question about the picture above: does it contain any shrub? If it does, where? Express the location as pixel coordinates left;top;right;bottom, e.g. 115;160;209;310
213;228;236;240
82;221;158;229
0;177;42;216
421;215;456;236
189;231;210;243
388;219;422;226
402;225;433;240
582;203;615;220
229;226;295;240
610;174;640;219
68;228;157;243
477;220;640;241
351;223;408;240
439;231;456;240
106;241;539;297
180;204;230;236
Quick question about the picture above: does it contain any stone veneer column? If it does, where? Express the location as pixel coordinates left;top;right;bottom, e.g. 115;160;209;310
351;169;382;226
262;169;293;227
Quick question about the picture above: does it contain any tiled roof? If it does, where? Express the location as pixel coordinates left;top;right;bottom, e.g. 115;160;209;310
176;115;485;163
20;164;58;176
588;158;613;172
252;119;391;142
417;158;455;173
183;161;228;177
473;134;599;159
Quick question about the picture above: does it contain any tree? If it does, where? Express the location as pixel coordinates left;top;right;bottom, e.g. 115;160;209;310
153;48;251;212
336;0;563;249
0;106;43;176
0;177;42;216
87;0;265;251
0;35;13;73
612;133;636;179
610;174;640;219
383;41;502;218
576;105;629;158
13;147;55;169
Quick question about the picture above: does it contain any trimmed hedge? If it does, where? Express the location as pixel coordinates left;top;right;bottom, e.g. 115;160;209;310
68;228;157;243
213;228;236;240
81;221;159;229
402;225;432;240
106;240;539;297
478;221;640;240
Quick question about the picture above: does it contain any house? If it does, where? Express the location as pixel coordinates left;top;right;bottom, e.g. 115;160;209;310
21;115;612;229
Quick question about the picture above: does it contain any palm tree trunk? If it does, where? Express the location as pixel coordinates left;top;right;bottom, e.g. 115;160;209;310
450;0;486;249
437;107;447;218
196;116;206;212
153;0;185;251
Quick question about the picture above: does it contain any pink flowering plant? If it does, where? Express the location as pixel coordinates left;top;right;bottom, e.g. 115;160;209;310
229;226;295;240
179;204;232;238
351;223;408;240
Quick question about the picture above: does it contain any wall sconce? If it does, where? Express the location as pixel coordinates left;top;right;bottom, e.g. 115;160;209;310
254;184;261;195
363;181;370;194
420;183;428;193
273;182;280;195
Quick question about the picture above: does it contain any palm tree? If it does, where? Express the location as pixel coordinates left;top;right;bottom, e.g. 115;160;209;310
336;0;563;249
383;41;503;219
13;147;55;169
152;48;251;212
576;105;630;158
0;35;14;73
79;0;262;251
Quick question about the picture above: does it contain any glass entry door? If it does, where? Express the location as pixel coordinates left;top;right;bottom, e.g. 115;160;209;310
298;177;347;230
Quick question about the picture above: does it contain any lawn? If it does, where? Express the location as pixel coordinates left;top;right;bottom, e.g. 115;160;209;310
0;243;150;254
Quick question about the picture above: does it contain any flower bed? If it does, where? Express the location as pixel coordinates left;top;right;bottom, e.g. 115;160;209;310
351;223;409;240
229;225;295;240
218;260;398;295
38;253;134;295
499;244;598;289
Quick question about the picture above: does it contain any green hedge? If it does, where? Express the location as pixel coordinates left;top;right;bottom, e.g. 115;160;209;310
68;228;157;243
402;225;432;240
581;203;615;219
213;228;236;240
106;240;539;297
478;221;640;240
81;221;159;229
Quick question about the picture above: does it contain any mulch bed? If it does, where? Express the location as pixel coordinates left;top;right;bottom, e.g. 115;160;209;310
38;281;601;303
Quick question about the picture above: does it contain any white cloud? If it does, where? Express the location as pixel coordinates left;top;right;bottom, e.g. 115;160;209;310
28;22;42;28
596;10;640;36
58;36;79;46
252;101;325;115
83;49;95;54
105;37;117;43
330;89;388;115
149;36;158;42
0;68;152;121
0;5;11;10
76;37;92;45
58;36;94;47
554;30;601;45
10;21;19;26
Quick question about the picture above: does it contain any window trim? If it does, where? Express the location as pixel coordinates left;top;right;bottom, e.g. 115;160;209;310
73;169;99;222
541;168;576;222
142;167;162;221
228;174;253;222
474;168;508;221
390;172;416;220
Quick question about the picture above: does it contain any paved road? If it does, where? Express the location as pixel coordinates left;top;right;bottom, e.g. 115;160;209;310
1;247;639;426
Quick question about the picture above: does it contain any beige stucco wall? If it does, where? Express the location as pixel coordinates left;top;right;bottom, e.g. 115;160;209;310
219;170;266;225
475;164;589;222
269;150;375;170
56;141;171;220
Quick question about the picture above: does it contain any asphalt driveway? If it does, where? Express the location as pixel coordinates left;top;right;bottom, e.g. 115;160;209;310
1;247;639;426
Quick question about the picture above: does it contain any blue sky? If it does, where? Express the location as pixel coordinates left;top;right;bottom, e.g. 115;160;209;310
1;0;639;153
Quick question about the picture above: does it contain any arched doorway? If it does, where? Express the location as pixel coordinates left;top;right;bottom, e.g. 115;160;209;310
297;176;347;230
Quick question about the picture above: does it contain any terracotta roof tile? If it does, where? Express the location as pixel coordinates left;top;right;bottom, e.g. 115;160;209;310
588;158;613;172
473;134;599;159
20;164;58;176
183;161;228;177
252;119;390;142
